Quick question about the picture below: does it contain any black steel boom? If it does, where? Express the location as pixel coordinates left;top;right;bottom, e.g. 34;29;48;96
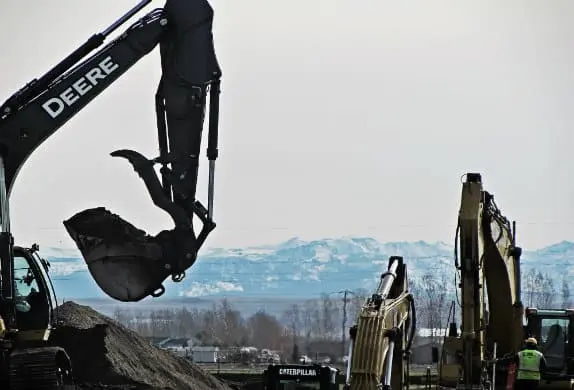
0;0;222;303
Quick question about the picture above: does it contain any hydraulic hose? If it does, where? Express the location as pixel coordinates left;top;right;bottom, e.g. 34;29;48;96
406;293;417;353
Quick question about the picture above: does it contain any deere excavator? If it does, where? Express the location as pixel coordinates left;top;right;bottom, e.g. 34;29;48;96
345;256;417;390
437;173;574;390
0;0;221;388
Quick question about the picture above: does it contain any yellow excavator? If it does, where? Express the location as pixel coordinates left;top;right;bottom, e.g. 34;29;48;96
437;173;574;390
344;256;417;390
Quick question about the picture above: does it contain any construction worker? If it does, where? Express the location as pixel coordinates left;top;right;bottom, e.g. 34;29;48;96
514;337;547;390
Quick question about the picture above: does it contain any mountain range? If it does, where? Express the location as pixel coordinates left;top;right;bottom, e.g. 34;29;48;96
45;237;574;304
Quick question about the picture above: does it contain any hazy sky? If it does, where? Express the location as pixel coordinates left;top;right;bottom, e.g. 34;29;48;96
1;0;573;250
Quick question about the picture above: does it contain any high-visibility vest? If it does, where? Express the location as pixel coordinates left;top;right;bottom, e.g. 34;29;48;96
516;349;543;380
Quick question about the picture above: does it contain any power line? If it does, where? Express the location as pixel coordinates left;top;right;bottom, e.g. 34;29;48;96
24;220;574;231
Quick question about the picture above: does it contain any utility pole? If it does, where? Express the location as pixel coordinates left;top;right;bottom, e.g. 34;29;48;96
340;289;353;359
328;289;356;360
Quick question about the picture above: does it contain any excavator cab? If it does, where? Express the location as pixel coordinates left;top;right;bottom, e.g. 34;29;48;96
524;308;574;379
12;245;57;341
0;246;74;389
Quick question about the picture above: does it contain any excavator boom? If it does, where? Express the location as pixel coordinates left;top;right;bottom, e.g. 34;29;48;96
0;2;222;387
346;256;416;390
439;173;523;390
0;0;222;303
440;174;574;390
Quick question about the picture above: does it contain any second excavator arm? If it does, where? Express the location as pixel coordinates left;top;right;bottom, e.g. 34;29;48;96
0;0;222;303
346;256;417;390
439;173;523;390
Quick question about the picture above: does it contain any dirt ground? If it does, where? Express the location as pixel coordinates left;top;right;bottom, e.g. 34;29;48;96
50;301;231;390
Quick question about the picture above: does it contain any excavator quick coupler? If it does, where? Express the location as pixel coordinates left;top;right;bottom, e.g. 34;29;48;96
62;0;221;303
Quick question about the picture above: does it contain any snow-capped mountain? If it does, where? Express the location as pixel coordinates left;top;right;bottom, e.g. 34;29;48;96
43;237;574;301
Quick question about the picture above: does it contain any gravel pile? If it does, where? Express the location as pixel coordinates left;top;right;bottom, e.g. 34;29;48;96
50;302;231;390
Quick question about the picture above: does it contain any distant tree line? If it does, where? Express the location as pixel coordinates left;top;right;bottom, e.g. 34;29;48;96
111;269;569;360
408;269;570;342
523;268;570;309
112;291;370;361
110;272;456;360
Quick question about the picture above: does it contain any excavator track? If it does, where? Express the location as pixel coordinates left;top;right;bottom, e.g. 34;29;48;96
8;347;73;390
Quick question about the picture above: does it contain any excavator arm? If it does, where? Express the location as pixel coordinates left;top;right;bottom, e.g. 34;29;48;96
346;256;417;390
439;173;523;390
0;0;222;303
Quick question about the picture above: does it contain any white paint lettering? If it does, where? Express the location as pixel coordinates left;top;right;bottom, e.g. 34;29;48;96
41;98;65;119
279;368;317;376
85;68;106;85
72;77;92;96
60;88;79;106
99;56;119;74
41;56;119;119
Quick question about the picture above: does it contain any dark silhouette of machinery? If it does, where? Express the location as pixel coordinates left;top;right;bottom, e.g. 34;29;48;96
0;0;222;387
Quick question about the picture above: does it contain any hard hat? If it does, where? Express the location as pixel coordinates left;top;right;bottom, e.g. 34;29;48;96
525;337;538;345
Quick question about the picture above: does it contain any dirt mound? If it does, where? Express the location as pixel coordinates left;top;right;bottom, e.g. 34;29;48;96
50;302;230;390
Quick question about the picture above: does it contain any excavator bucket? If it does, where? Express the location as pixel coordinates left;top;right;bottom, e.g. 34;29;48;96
62;0;222;302
63;207;176;302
